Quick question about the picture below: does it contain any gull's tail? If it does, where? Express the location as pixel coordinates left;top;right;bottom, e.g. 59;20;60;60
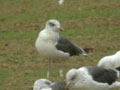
79;47;94;55
116;67;120;71
83;47;94;53
110;81;120;88
109;70;120;88
114;67;120;79
79;47;87;55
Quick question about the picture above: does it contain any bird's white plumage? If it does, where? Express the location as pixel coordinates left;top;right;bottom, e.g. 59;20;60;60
35;19;69;77
66;67;120;90
33;79;52;90
98;51;120;69
35;19;87;77
58;0;64;5
35;19;69;60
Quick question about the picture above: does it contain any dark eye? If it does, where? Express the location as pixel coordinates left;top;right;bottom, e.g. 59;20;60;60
45;81;51;85
49;22;55;27
71;75;76;80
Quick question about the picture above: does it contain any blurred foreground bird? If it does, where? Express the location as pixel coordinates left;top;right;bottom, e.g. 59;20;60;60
33;78;69;90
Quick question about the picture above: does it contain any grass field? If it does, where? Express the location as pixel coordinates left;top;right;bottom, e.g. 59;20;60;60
0;0;120;90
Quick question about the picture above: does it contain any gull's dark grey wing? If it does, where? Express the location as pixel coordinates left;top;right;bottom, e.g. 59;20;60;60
51;82;69;90
86;66;118;85
116;67;120;71
55;35;86;56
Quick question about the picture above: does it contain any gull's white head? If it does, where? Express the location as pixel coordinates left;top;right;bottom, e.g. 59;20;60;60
66;69;78;86
45;19;62;32
66;68;86;90
33;79;52;90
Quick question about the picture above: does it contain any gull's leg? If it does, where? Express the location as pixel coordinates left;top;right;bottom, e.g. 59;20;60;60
47;60;51;78
59;61;63;77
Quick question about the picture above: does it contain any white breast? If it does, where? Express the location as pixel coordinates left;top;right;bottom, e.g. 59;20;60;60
35;30;69;59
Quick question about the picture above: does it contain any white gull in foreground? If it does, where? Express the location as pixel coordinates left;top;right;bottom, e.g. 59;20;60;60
33;79;52;90
33;78;69;90
98;51;120;71
65;66;120;90
35;19;87;78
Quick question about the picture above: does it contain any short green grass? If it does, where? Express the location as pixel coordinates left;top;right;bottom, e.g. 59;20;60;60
0;0;120;90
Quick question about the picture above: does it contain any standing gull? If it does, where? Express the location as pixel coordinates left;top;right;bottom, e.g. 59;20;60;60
33;78;69;90
98;51;120;71
35;19;87;78
65;66;120;90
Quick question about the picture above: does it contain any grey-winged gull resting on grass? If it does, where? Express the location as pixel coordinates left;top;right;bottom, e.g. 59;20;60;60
33;78;69;90
35;19;87;78
65;66;120;90
98;51;120;71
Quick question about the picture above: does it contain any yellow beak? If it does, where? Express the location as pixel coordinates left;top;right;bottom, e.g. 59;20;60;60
60;27;63;31
65;82;71;90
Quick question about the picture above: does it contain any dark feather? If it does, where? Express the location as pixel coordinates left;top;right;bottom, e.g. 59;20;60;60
86;66;117;85
116;67;120;71
55;35;84;56
51;82;69;90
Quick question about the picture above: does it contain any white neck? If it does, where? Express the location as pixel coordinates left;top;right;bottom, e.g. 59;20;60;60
38;29;59;44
